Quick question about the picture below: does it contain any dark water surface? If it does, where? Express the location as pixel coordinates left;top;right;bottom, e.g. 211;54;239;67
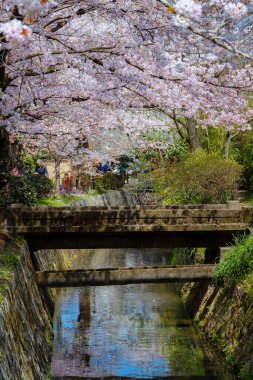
51;249;236;380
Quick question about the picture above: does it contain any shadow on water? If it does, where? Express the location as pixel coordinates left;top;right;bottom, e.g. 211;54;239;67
50;249;237;380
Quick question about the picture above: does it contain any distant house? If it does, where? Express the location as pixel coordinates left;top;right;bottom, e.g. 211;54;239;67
45;159;78;191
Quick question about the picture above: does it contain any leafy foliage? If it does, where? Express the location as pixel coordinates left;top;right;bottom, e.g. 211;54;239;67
213;235;253;286
170;248;196;265
163;139;189;162
0;174;54;207
0;191;12;208
0;240;20;305
23;154;36;172
152;149;242;204
239;131;253;191
37;194;90;207
239;367;253;380
26;174;54;198
93;173;125;193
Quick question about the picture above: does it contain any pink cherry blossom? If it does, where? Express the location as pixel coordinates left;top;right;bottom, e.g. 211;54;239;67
224;2;247;19
0;0;253;163
175;0;202;20
16;0;57;16
0;19;32;48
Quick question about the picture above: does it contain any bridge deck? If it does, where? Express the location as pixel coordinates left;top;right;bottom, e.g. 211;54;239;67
35;264;217;287
6;204;253;249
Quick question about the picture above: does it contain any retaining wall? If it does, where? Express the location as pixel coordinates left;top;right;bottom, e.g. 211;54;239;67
183;281;253;375
0;244;52;380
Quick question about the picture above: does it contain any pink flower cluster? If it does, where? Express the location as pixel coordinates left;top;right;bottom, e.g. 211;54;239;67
175;0;202;20
0;19;32;48
16;0;57;16
224;2;247;19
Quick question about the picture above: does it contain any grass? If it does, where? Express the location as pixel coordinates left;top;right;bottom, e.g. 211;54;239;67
37;192;99;207
213;235;253;286
0;240;20;305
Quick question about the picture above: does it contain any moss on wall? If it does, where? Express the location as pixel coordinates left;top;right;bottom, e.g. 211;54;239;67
0;243;52;380
0;240;20;304
182;280;253;378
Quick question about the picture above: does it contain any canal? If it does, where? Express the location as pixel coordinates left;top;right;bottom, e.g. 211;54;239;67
51;249;236;379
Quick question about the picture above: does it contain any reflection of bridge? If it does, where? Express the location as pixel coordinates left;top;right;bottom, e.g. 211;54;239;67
6;202;253;286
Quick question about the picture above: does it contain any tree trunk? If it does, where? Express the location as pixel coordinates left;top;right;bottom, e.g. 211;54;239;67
225;131;232;160
0;128;23;189
187;118;201;152
54;158;61;191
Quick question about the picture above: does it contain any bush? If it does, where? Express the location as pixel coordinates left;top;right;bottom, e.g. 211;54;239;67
0;191;12;208
93;173;125;193
238;131;253;191
7;175;38;206
170;248;196;265
238;368;253;380
213;235;253;286
152;149;242;204
0;174;54;207
27;174;54;198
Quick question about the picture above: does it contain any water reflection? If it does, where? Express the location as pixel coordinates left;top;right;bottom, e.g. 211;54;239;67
51;249;235;379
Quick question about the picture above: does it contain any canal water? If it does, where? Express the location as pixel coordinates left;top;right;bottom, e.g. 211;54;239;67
51;249;236;379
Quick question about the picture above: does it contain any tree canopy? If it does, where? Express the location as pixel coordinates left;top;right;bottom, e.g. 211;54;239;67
1;0;253;162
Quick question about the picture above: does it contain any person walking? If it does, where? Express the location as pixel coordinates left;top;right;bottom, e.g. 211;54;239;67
34;159;49;177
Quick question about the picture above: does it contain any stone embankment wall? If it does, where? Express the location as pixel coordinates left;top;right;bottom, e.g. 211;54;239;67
183;281;253;375
0;244;52;380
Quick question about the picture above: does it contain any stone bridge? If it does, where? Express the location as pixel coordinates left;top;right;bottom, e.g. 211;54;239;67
5;202;253;286
6;202;253;251
35;264;217;287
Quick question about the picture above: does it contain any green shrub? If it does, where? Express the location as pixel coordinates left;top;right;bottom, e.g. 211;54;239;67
27;174;54;198
23;154;36;173
152;149;242;204
93;173;124;193
0;190;12;208
213;235;253;286
170;248;196;265
8;175;38;206
238;368;253;380
0;174;54;207
239;131;253;191
225;353;235;366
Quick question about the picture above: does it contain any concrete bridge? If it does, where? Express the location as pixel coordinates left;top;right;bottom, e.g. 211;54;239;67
35;264;217;287
5;202;253;286
6;202;253;251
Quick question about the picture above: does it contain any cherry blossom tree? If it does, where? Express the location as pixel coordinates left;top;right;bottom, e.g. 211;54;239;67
1;0;253;177
15;122;88;186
